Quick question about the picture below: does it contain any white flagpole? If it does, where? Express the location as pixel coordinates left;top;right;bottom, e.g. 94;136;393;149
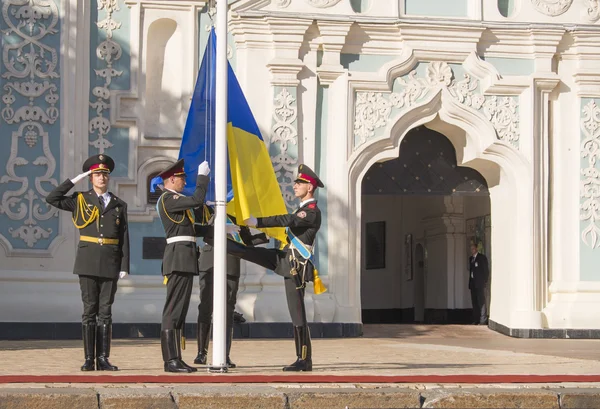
209;0;228;372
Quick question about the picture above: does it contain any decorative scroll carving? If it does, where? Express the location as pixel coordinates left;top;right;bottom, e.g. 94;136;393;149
480;96;519;147
305;0;342;7
530;0;573;16
582;0;600;22
89;0;124;152
271;88;298;210
354;62;519;149
274;0;292;7
580;100;600;249
0;0;60;248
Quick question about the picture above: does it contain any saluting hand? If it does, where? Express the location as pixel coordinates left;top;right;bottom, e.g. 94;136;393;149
198;161;210;176
245;216;258;227
70;170;92;184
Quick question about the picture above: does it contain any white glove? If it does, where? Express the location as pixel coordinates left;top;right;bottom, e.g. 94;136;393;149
70;170;92;184
245;216;258;227
119;271;128;279
198;161;210;176
226;224;241;235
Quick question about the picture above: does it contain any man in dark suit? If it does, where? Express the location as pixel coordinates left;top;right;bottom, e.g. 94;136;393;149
46;154;129;371
194;215;269;368
240;164;323;372
468;242;489;325
157;158;210;373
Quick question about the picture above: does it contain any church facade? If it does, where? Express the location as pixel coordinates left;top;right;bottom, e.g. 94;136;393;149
1;0;600;338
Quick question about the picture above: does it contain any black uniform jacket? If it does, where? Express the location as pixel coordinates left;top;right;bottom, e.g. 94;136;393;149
158;175;209;276
468;253;489;290
256;200;321;247
46;179;130;279
256;199;321;281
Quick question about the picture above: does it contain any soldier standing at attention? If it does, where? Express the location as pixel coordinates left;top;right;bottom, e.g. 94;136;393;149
46;154;129;371
194;214;269;368
243;164;324;372
157;159;210;373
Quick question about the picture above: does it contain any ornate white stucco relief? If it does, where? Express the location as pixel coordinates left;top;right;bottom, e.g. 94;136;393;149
580;100;600;249
305;0;342;7
480;96;519;147
582;0;600;22
271;88;298;210
273;0;292;8
0;0;60;248
89;0;124;152
530;0;573;16
353;62;520;150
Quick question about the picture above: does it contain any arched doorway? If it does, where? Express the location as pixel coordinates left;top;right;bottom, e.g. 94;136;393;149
329;84;542;331
360;126;491;324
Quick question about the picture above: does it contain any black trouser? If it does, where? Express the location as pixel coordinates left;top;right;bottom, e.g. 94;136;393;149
197;272;240;327
162;272;194;330
79;275;118;325
227;244;307;327
470;285;488;323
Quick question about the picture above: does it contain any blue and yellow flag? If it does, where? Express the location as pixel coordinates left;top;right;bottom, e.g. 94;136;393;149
165;28;287;243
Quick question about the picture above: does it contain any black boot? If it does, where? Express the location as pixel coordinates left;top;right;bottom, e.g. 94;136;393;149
161;329;192;373
283;326;312;372
81;324;96;371
194;323;211;365
96;324;118;371
176;328;197;372
226;324;236;369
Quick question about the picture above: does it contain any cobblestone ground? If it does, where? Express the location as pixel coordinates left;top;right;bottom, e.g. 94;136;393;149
1;325;599;377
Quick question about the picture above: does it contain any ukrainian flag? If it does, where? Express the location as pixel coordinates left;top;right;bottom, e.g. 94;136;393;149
176;28;287;243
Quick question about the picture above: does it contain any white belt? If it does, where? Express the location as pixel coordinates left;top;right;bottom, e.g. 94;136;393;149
166;236;196;244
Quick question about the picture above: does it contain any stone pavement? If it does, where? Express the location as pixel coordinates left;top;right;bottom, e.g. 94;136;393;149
1;325;600;408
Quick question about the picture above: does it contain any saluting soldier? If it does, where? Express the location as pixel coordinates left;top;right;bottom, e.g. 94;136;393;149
194;214;269;368
157;159;210;373
46;154;129;371
238;164;324;372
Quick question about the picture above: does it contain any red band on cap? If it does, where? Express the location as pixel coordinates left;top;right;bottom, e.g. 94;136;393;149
296;173;318;187
90;164;109;173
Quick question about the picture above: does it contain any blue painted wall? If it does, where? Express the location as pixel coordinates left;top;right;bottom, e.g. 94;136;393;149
404;0;468;18
482;57;534;77
88;0;131;178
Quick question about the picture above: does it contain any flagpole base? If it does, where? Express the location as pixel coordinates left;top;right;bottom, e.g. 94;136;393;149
208;366;228;373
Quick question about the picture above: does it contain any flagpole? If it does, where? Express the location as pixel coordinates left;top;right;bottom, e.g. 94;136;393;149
209;0;228;373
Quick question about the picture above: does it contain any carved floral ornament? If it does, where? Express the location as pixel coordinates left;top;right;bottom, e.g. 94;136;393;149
580;100;600;249
1;0;60;248
530;0;573;16
88;0;124;153
271;88;299;210
353;61;520;150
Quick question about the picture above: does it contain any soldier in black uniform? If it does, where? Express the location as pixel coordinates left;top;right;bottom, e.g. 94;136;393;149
46;154;129;371
239;164;323;372
157;158;210;373
194;215;269;368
